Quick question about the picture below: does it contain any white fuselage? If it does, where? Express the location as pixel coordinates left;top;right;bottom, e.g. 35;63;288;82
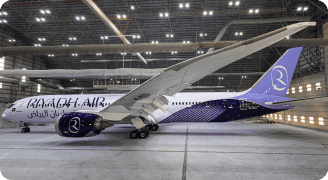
2;91;247;124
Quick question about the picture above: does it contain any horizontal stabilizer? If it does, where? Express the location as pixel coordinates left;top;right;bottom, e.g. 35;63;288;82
265;96;328;106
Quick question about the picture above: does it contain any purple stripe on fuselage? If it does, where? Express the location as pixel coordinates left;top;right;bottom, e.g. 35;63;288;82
159;99;293;124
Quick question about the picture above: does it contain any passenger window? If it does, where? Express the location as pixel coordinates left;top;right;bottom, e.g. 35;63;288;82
172;102;174;105
189;102;191;105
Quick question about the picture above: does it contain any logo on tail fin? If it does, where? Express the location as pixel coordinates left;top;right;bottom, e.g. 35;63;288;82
271;65;288;91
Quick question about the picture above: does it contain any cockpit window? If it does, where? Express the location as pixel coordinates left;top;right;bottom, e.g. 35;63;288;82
8;104;14;109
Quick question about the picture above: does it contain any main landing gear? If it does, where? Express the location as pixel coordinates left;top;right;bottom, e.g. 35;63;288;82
130;124;159;139
21;123;30;133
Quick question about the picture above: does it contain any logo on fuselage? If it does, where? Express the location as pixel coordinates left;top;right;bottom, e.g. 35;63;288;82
69;117;80;133
271;65;288;91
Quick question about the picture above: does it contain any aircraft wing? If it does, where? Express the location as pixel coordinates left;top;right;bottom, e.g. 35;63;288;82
265;96;328;106
99;22;315;122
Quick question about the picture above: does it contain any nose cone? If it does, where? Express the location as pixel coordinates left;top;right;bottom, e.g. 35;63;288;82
2;110;9;121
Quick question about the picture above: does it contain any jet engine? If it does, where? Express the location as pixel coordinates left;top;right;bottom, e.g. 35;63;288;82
55;112;113;137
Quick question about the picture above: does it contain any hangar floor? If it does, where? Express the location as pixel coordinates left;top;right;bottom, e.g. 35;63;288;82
0;121;327;180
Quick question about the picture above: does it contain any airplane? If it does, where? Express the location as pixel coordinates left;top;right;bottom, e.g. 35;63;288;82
1;22;316;139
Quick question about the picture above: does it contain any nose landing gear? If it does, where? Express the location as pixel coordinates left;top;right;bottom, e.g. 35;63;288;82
20;123;30;133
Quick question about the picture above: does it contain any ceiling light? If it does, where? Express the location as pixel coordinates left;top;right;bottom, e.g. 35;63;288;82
137;35;140;38
133;35;136;38
239;32;243;35
2;12;7;16
235;1;240;6
200;33;203;37
183;41;186;43
100;36;104;39
69;37;72;40
8;40;11;42
304;7;308;11
165;12;169;17
38;38;41;41
286;36;290;39
187;41;190;43
205;33;207;36
131;6;135;10
171;52;174;54
249;9;253;13
122;14;126;18
151;41;154;44
76;16;80;20
203;11;207;15
166;34;169;37
229;2;233;6
73;37;76;40
105;36;108;39
159;13;163;17
41;18;45;22
46;10;51;14
3;20;7;23
235;32;238;36
185;3;189;8
40;10;45;14
255;9;259;13
179;3;183;8
42;38;46;41
171;34;174;38
209;11;213;15
297;7;302;11
36;18;40;22
117;15;121;19
81;16;85;20
156;41;158;44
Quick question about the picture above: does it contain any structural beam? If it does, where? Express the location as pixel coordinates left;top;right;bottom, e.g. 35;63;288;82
82;0;147;64
1;39;327;56
0;69;265;80
24;8;288;22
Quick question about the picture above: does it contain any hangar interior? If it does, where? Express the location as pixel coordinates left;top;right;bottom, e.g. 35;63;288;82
1;1;328;180
0;0;327;131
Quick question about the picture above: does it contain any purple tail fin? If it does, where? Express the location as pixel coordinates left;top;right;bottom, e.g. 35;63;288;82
247;47;303;97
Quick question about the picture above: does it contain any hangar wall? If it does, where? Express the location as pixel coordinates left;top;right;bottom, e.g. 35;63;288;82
257;22;328;131
0;29;63;129
259;71;328;130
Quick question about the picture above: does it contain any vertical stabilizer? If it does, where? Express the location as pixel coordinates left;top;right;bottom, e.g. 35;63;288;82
247;47;303;97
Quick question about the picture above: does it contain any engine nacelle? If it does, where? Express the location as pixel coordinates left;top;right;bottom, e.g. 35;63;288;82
55;112;112;138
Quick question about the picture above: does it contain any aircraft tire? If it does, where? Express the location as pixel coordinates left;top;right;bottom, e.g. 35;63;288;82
138;130;147;139
27;128;30;132
151;124;159;131
130;130;138;139
21;128;26;133
145;125;152;131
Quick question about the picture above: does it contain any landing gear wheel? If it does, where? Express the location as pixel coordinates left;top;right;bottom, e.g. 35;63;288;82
138;130;147;139
26;128;30;132
151;124;159;131
21;128;26;133
130;130;138;139
145;125;152;131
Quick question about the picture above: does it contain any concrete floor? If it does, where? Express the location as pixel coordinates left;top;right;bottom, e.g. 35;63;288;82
0;121;328;180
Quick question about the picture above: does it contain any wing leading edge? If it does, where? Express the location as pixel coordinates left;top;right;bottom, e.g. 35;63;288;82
100;22;316;122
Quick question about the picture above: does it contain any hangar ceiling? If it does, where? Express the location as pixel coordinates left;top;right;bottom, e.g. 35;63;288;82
0;0;327;93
